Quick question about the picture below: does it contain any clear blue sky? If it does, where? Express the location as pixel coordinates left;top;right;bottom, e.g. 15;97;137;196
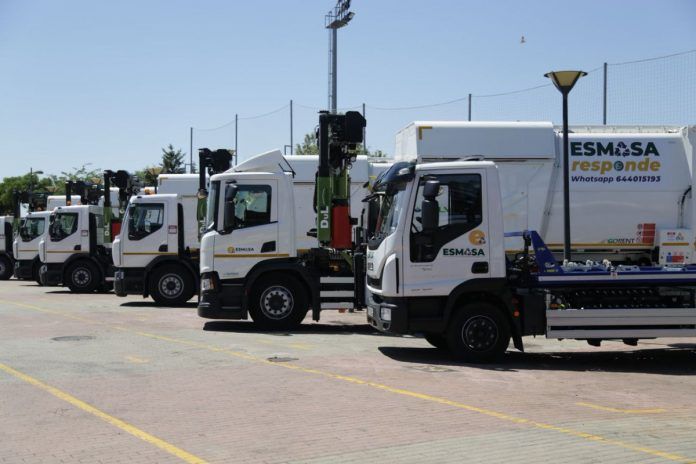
1;0;695;179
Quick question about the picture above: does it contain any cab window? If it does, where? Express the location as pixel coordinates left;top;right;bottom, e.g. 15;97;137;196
410;174;482;262
128;204;164;240
232;185;272;229
20;217;45;242
50;213;79;241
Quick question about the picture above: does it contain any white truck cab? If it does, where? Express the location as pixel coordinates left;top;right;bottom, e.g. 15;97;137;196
113;191;199;304
14;210;53;282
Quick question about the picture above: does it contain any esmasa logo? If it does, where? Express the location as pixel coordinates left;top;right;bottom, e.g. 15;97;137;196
443;248;485;256
570;141;661;175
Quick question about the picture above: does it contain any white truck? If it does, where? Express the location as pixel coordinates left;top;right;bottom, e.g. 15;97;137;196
197;145;392;328
396;121;696;264
13;195;76;283
366;124;696;362
112;149;232;305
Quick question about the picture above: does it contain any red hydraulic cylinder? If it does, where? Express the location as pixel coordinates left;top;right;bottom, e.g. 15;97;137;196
331;205;352;250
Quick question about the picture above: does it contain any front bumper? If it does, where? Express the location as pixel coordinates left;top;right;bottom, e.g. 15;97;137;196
197;273;246;319
113;268;145;297
39;263;63;286
366;291;407;334
14;260;34;280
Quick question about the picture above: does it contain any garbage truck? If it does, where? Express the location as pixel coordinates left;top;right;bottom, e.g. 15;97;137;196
198;111;393;328
366;124;696;361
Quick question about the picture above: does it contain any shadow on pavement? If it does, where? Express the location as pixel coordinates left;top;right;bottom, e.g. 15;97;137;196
378;345;696;375
203;320;381;336
119;301;198;309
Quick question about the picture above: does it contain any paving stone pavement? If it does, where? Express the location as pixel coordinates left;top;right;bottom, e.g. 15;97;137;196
1;280;695;464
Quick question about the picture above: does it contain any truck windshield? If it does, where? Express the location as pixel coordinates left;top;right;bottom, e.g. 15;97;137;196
128;203;164;240
373;185;407;241
50;213;79;241
20;217;45;242
206;181;220;231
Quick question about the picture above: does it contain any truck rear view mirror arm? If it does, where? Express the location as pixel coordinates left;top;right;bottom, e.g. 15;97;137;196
222;184;238;233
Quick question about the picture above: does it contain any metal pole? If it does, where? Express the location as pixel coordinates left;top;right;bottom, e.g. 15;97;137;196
234;114;238;165
562;91;571;261
331;27;338;113
362;102;366;153
468;93;472;121
290;100;294;155
189;127;193;173
602;62;608;125
29;167;33;193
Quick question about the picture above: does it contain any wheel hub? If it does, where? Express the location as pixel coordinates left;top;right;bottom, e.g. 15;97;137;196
159;274;183;298
260;286;294;320
73;268;91;287
462;315;499;352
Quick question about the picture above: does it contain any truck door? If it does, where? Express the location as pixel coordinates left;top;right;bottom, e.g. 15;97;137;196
212;180;279;280
403;170;489;296
122;200;170;268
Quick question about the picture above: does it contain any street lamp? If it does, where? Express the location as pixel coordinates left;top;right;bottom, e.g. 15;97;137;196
325;0;355;113
28;168;44;193
544;70;587;262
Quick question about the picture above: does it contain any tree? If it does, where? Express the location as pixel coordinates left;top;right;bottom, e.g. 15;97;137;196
295;132;319;156
161;144;186;174
135;166;162;187
0;174;56;214
59;164;103;184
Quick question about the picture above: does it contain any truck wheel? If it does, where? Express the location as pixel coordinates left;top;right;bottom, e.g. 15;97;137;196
249;274;308;330
446;303;510;363
150;264;195;306
0;256;12;280
66;260;100;293
423;333;448;350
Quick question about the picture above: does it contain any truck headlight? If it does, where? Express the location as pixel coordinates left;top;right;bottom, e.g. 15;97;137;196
380;307;391;322
200;276;215;292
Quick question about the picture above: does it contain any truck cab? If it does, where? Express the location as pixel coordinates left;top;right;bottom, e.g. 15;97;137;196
0;215;15;280
39;204;112;292
365;160;506;338
113;192;198;304
14;211;53;283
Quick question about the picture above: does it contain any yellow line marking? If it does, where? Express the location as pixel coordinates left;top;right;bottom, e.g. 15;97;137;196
126;356;149;364
0;362;207;464
577;402;666;414
254;338;313;350
2;299;694;464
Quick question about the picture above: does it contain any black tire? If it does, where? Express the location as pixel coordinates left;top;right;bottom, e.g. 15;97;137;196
0;255;12;280
32;261;42;286
149;264;195;306
249;273;308;330
423;333;448;350
446;302;511;363
66;260;100;293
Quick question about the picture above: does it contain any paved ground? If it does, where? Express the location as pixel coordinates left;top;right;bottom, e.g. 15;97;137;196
1;280;696;464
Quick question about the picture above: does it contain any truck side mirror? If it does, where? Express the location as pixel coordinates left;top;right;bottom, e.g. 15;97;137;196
421;180;440;233
423;180;440;200
222;184;238;232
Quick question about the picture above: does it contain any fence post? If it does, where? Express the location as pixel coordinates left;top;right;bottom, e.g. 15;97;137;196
234;114;238;165
290;100;294;155
362;103;366;153
603;62;608;125
468;93;472;121
189;127;193;173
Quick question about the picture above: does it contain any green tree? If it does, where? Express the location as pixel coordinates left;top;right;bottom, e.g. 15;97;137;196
161;144;186;173
0;174;57;214
135;166;162;187
59;164;103;184
295;132;319;156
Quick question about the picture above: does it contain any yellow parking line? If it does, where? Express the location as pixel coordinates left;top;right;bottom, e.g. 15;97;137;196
2;299;694;464
577;402;666;414
126;356;149;364
254;338;313;350
0;362;207;464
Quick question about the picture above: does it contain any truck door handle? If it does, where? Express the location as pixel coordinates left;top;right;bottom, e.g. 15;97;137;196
472;262;489;274
158;244;168;252
73;245;81;251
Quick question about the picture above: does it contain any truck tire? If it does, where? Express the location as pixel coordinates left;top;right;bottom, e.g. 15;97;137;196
446;302;510;363
0;255;12;280
249;273;308;330
149;264;195;306
423;333;448;350
66;260;100;293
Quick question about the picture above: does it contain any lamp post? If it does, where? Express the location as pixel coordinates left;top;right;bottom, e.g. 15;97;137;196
544;70;586;262
28;168;44;193
325;0;355;113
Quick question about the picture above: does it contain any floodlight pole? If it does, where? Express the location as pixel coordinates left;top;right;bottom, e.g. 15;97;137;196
325;0;354;114
330;27;338;113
